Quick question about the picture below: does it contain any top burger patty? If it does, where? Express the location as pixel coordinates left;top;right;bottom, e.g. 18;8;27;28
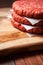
12;0;43;19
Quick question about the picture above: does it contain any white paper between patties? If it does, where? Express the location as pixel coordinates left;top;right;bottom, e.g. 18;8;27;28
22;24;34;30
22;24;36;37
7;10;34;30
24;17;42;25
7;9;37;37
7;10;12;18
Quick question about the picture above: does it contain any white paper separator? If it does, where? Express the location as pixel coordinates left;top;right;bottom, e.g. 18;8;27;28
7;10;36;37
22;24;34;30
24;17;42;25
22;24;36;37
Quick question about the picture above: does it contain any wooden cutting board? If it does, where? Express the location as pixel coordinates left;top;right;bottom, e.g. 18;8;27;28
0;8;43;55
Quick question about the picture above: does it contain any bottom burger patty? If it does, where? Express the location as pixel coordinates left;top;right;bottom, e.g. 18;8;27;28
11;18;43;34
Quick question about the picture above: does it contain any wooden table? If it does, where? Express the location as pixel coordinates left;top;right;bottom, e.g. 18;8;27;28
0;50;43;65
0;19;43;65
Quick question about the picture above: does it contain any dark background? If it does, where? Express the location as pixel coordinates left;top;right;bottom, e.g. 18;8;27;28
0;0;16;7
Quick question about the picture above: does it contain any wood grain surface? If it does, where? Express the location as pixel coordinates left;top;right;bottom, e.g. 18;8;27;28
0;18;43;65
0;50;43;65
15;51;43;65
0;16;43;55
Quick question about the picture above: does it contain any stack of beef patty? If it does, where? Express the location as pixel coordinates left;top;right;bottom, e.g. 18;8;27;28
11;0;43;34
